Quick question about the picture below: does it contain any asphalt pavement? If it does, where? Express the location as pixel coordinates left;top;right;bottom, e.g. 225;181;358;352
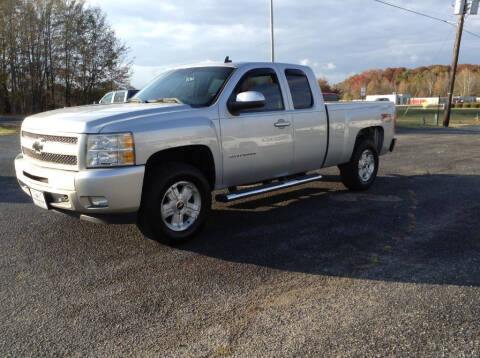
1;127;480;357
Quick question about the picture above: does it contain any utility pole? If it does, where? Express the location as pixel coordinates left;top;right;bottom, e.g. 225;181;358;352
270;0;274;62
443;0;467;127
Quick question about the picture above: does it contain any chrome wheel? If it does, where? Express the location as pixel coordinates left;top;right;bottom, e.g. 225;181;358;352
358;149;375;183
161;181;201;232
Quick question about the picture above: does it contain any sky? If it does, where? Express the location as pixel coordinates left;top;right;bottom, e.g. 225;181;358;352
86;0;480;89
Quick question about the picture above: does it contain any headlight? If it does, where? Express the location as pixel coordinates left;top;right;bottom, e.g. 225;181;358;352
86;133;135;168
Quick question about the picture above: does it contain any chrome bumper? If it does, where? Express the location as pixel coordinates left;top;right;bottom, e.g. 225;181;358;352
14;153;145;214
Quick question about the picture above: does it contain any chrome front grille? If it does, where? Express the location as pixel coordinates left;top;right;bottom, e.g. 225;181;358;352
21;130;79;169
22;147;78;166
22;131;78;144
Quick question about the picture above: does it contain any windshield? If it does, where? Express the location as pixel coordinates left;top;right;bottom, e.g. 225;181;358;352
132;66;234;107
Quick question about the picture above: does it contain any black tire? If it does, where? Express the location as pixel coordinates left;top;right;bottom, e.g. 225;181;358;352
338;139;379;191
137;163;211;245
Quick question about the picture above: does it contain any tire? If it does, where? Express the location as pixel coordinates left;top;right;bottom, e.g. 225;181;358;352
137;163;211;245
338;139;379;191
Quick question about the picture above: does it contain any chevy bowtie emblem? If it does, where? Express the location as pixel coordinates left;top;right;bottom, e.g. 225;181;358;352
32;139;45;154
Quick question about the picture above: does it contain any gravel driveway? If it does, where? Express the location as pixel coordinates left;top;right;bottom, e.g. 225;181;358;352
1;127;479;357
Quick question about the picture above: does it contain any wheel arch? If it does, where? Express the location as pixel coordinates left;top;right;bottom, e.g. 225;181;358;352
144;145;216;190
354;126;384;154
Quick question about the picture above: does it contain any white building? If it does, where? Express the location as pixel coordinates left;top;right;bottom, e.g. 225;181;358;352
365;93;411;105
410;97;447;105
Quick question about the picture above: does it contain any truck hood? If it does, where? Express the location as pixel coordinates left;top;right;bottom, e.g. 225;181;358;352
22;103;194;133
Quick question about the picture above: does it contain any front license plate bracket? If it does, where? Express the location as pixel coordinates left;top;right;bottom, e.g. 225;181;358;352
30;188;48;210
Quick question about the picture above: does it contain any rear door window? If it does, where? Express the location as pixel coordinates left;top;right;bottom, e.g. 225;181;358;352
285;69;314;109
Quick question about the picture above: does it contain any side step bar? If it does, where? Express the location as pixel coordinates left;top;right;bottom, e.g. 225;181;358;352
216;174;322;202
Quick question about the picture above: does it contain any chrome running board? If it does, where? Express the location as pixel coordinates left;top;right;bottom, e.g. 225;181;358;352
216;174;322;202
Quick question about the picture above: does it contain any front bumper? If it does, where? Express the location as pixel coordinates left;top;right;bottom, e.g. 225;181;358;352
14;154;145;214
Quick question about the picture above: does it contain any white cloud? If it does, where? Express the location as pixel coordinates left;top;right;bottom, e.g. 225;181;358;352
130;65;169;89
85;0;479;86
131;59;218;88
325;62;336;70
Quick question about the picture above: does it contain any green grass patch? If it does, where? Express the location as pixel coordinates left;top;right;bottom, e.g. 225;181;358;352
0;123;20;135
396;108;480;128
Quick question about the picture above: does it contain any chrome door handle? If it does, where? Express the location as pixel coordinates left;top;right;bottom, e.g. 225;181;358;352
274;119;291;128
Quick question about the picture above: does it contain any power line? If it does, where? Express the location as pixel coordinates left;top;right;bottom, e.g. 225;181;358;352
373;0;480;39
462;25;480;39
373;0;478;128
374;0;455;24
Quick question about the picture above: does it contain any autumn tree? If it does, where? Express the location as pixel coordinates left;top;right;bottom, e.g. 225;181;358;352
0;0;131;114
318;78;340;94
455;69;477;97
337;64;480;100
433;72;449;97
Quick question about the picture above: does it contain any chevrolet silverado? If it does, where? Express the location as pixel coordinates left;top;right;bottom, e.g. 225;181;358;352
15;62;396;244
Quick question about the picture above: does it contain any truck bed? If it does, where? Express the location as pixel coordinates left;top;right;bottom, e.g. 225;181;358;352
323;101;395;167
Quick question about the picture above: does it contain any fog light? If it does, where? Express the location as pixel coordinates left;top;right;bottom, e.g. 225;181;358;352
58;195;68;203
88;196;108;208
51;193;69;203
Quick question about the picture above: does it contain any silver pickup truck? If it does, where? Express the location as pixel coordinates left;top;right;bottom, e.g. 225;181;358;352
15;62;396;244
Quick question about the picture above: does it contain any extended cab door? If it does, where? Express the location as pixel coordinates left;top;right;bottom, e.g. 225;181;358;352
281;67;328;173
219;67;294;186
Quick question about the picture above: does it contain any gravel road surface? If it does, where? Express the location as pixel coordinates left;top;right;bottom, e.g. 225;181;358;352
1;127;479;357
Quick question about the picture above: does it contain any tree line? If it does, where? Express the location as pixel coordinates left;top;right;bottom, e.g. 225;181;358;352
335;64;480;100
0;0;131;115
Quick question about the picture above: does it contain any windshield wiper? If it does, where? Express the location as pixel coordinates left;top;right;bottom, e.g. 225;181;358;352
127;98;144;103
146;97;183;104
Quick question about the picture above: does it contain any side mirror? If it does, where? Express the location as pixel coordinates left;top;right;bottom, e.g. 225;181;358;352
228;91;266;113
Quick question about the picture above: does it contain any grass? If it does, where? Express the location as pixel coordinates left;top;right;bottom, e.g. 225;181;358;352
396;107;480;128
0;123;20;135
